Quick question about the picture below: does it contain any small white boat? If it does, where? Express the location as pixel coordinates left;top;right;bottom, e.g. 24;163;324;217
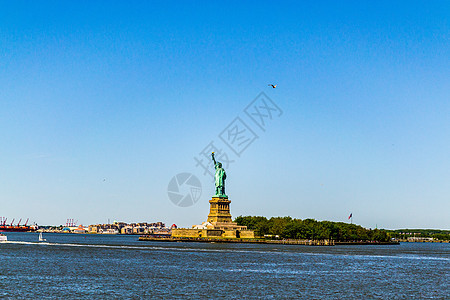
38;232;46;242
0;233;7;242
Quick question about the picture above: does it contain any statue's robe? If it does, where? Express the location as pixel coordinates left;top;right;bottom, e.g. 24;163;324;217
214;165;226;194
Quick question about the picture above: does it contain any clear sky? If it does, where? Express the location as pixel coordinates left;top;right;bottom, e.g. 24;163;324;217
1;1;449;229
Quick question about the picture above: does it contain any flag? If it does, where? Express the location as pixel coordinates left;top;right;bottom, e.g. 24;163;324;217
348;213;352;220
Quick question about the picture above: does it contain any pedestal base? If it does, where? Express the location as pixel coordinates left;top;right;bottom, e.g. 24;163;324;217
172;195;255;239
207;197;233;223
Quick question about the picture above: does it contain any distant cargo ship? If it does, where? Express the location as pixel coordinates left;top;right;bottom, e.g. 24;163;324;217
0;225;38;232
0;218;38;232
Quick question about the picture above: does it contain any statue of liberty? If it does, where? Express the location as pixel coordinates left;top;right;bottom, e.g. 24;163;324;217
211;152;227;197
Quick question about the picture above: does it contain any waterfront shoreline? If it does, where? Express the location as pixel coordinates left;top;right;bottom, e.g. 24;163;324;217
138;236;401;246
139;236;333;245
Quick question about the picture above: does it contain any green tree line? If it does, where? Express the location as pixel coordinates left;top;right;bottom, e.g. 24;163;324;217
234;216;390;242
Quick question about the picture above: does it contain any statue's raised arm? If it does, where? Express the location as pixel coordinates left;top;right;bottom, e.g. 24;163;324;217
211;152;217;166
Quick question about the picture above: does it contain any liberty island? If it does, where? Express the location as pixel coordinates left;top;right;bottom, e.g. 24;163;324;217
168;152;256;240
140;153;385;245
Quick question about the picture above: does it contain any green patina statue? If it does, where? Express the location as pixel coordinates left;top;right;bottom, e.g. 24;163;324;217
211;152;227;197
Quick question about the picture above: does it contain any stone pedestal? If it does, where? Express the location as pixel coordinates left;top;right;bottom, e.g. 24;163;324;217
207;196;232;223
172;195;255;239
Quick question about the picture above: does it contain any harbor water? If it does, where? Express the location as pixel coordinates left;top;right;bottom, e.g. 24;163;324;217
1;232;448;299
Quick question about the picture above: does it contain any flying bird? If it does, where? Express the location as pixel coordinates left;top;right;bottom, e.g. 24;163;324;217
268;84;277;88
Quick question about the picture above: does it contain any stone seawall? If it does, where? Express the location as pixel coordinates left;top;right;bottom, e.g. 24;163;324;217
334;241;400;245
139;236;402;246
139;236;335;246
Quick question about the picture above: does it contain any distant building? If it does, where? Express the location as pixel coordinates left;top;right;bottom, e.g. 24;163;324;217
73;225;87;234
88;221;167;234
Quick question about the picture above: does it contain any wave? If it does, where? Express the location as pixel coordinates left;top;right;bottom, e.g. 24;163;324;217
4;240;274;254
4;241;449;261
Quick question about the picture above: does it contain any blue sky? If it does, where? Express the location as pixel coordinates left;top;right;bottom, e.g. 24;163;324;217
0;1;449;229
